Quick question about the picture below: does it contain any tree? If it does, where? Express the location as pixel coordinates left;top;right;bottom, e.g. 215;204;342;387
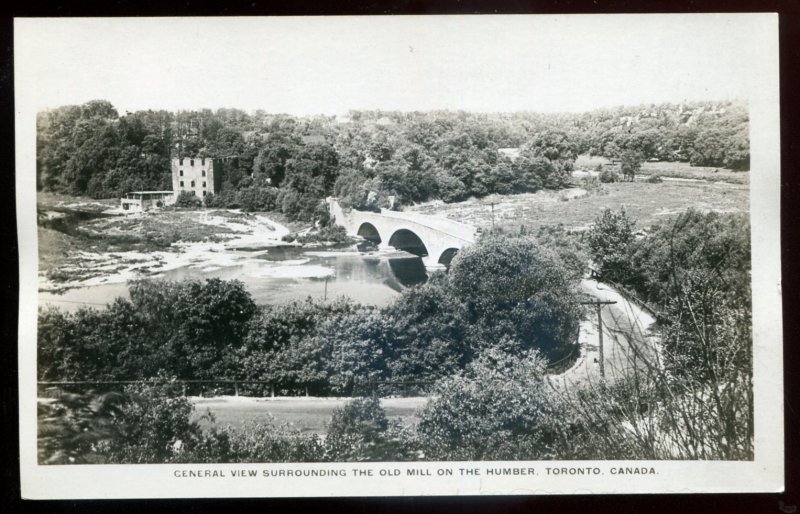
619;149;643;181
324;396;411;461
447;236;581;361
416;349;561;460
310;308;397;396
385;277;472;387
586;207;636;282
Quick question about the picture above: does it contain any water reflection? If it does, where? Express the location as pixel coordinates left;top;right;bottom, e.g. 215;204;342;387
387;257;428;289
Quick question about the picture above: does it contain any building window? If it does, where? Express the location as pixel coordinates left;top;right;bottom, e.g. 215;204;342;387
203;191;207;197
190;159;194;166
201;170;206;177
203;181;206;188
180;158;184;165
180;181;184;187
202;158;206;166
179;170;183;176
191;181;195;187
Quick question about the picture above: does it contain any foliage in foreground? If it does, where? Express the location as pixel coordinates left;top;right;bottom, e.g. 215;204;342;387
415;349;562;460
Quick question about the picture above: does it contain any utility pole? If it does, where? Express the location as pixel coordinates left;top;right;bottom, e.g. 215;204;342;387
580;300;617;378
490;201;496;234
324;275;329;301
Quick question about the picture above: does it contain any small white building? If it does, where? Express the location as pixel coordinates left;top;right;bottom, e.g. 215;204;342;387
120;191;176;213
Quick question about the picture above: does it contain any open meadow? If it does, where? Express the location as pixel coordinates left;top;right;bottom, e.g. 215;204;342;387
407;176;748;233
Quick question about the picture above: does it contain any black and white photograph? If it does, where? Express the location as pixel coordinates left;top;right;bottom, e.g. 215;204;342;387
15;14;783;498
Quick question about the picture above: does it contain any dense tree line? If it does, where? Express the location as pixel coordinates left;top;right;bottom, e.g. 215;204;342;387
36;100;750;220
38;235;582;396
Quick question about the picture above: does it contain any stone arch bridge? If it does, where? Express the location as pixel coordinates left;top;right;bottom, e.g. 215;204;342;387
326;198;477;270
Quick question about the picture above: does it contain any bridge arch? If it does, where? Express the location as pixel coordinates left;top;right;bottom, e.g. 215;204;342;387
437;248;459;268
356;222;382;244
388;229;429;257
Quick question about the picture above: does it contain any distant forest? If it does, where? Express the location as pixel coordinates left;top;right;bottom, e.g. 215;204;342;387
36;100;750;220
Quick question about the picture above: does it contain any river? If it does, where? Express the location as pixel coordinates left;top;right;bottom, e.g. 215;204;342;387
39;242;430;312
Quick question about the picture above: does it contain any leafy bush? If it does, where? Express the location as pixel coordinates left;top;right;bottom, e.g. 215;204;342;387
175;190;202;208
325;396;413;461
100;381;230;463
586;207;636;283
239;297;356;396
38;279;259;383
645;174;663;183
416;349;562;460
309;308;397;396
447;236;581;361
384;277;471;388
38;391;127;464
599;168;619;183
288;224;351;244
223;420;325;462
39;382;233;464
238;186;279;212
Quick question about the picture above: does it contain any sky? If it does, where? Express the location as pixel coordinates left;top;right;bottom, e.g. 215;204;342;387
15;14;776;116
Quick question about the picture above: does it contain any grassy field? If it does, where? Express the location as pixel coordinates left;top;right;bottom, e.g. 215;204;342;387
638;161;749;184
408;179;748;233
574;156;749;185
190;396;427;435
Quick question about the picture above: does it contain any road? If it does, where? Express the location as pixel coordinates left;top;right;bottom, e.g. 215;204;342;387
551;279;660;389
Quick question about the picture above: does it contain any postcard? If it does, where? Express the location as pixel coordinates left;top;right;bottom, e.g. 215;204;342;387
16;14;783;498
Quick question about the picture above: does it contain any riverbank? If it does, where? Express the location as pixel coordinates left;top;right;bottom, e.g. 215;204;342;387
38;205;297;293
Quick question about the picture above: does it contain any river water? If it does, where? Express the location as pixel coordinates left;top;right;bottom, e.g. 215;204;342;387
39;243;430;312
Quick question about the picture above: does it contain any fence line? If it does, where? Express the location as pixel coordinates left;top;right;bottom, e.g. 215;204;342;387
37;379;439;398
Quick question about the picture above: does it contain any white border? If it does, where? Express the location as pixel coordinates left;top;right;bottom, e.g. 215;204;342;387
16;14;783;498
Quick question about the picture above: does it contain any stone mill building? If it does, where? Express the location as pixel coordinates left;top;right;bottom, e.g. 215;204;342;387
171;157;218;198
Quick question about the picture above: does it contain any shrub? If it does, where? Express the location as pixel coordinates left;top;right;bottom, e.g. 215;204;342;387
38;382;233;464
37;390;127;464
224;420;325;462
325;396;413;461
238;186;279;212
175;190;202;208
645;174;663;183
447;236;581;361
100;381;230;464
586;207;636;283
286;224;351;245
599;168;619;183
416;349;562;460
